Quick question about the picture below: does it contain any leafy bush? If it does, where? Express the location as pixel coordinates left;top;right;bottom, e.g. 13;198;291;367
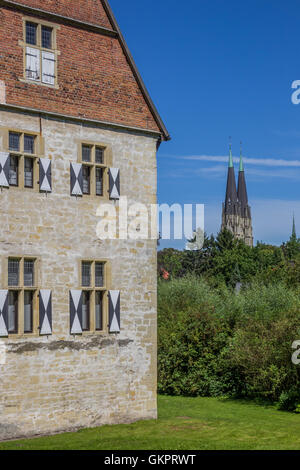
158;276;300;405
278;389;300;412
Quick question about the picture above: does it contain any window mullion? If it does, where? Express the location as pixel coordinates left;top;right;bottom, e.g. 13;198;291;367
37;24;41;48
91;261;95;288
91;166;96;196
20;259;24;288
19;289;24;336
38;25;42;82
91;290;95;332
39;48;42;83
20;133;24;153
20;155;25;189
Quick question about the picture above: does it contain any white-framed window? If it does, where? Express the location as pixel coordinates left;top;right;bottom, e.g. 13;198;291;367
23;19;58;87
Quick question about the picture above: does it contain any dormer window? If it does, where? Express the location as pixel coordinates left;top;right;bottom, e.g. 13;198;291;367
22;19;58;87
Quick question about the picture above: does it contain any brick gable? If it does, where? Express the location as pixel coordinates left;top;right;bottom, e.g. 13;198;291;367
0;1;169;139
11;0;113;28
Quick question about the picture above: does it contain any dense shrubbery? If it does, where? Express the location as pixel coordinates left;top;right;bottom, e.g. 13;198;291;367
158;229;300;288
158;276;300;410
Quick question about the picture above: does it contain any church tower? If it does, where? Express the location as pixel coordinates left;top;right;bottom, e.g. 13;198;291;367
222;144;253;246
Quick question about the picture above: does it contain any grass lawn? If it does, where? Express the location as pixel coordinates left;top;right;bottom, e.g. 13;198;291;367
1;395;300;450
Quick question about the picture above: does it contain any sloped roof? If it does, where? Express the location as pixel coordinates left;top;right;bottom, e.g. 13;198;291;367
0;0;170;141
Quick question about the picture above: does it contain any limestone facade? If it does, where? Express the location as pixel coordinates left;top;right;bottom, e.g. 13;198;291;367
0;109;158;440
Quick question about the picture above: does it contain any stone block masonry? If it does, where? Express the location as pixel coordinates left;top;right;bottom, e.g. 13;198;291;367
0;109;158;440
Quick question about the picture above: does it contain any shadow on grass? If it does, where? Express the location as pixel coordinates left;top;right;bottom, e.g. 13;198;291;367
216;396;278;410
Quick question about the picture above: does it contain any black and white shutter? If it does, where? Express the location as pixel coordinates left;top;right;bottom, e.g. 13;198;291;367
0;290;8;337
109;168;120;200
39;290;52;335
70;290;83;334
0;152;9;188
42;51;55;86
108;290;120;333
25;46;40;81
39;158;52;193
70;163;83;196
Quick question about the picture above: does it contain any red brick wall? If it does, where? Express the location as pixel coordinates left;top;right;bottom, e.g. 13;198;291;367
0;4;160;133
14;0;113;29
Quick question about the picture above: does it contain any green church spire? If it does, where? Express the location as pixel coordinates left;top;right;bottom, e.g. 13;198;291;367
239;142;244;172
225;138;238;205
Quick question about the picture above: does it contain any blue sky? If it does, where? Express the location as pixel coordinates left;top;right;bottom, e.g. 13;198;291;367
110;0;300;249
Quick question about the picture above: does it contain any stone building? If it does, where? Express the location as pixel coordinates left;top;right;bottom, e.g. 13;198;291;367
221;145;253;247
0;0;169;440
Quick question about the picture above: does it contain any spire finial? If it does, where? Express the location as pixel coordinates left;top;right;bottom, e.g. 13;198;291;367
239;141;244;172
229;136;233;168
292;213;297;239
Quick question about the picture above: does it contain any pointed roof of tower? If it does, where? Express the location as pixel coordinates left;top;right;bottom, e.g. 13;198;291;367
237;144;248;208
225;143;238;206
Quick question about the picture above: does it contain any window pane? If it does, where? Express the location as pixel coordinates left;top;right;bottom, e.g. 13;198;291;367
96;168;103;196
24;134;35;154
26;22;37;46
8;259;19;287
24;260;34;286
95;291;103;331
9;156;19;186
82;166;90;194
82;291;90;331
82;262;91;287
82;145;92;162
95;147;104;164
41;26;52;49
8;291;18;333
95;262;104;287
24;158;34;188
24;291;33;333
9;132;20;151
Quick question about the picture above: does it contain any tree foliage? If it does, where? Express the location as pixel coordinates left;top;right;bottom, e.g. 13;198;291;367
158;229;299;288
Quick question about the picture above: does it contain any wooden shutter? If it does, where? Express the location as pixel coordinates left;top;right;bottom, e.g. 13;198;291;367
0;290;8;337
70;163;83;196
108;291;120;333
39;158;52;193
70;290;83;334
109;168;120;200
0;152;9;188
39;290;52;335
42;51;55;85
26;46;40;81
